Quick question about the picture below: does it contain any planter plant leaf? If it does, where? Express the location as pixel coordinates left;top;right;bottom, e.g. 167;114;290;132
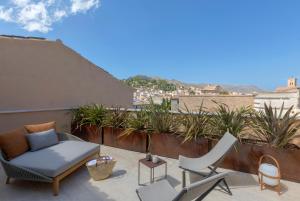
104;107;128;129
209;101;252;141
121;108;152;150
250;103;300;148
146;98;178;134
179;102;210;143
72;104;107;129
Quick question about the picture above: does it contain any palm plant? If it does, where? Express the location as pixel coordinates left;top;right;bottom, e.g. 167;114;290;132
179;103;210;143
104;107;128;128
209;101;252;141
72;104;107;130
250;103;300;148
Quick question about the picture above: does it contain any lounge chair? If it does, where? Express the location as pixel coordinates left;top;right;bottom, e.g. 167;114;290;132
179;132;237;195
0;132;99;196
136;172;228;201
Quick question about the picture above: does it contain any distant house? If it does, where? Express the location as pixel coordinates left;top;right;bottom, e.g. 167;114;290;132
201;85;224;94
275;77;300;92
255;78;300;114
171;95;254;112
0;35;134;132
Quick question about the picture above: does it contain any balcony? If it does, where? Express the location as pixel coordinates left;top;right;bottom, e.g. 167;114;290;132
1;145;299;201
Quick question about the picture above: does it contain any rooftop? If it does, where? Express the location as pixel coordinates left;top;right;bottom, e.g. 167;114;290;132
1;145;299;201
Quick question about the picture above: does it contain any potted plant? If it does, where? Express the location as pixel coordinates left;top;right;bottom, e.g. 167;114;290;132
175;103;210;158
246;103;300;181
208;101;253;169
102;107;129;147
147;98;181;158
71;104;107;144
119;108;150;153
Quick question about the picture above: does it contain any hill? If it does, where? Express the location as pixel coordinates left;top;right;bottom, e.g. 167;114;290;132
123;75;266;94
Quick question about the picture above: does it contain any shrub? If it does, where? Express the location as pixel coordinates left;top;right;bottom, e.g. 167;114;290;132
209;101;252;141
72;104;107;130
250;103;300;148
179;103;210;143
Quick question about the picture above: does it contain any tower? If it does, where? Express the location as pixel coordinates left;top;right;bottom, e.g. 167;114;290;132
288;77;297;88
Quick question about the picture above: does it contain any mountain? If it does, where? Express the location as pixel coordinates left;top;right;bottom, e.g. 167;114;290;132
124;75;266;94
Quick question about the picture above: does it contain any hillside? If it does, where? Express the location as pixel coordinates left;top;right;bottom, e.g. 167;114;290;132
124;75;176;91
123;75;266;94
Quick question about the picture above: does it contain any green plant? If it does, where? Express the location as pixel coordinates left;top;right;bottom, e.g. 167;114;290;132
121;109;152;150
72;104;107;129
209;101;252;140
250;103;300;148
179;103;210;143
146;98;178;134
122;109;150;135
104;107;128;128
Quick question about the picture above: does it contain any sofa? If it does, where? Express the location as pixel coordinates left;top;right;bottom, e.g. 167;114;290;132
0;122;100;196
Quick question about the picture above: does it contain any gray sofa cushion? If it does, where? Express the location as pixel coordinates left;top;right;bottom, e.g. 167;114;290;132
26;129;59;151
10;141;99;177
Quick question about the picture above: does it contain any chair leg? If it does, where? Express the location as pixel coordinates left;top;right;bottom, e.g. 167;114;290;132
52;178;60;196
5;177;10;184
182;170;186;188
207;167;232;195
222;179;232;195
276;182;281;195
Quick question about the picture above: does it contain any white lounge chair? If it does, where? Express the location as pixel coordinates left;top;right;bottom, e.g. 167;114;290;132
136;172;228;201
179;132;237;195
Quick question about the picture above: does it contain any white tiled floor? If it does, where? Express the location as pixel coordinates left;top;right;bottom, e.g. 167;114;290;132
0;145;299;201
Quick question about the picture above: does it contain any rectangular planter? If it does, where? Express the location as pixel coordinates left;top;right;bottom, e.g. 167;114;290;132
71;124;102;144
212;140;300;182
103;127;147;153
150;133;209;159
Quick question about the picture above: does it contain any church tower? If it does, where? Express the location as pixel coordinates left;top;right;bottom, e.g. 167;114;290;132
288;77;297;88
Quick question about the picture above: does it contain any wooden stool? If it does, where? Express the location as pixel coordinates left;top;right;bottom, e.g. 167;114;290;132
258;154;281;195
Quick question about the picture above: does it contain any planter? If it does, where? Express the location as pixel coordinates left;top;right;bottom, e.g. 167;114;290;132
211;140;300;182
150;133;209;159
103;127;147;153
71;124;102;144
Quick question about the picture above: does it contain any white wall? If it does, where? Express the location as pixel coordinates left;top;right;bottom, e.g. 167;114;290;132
254;91;300;114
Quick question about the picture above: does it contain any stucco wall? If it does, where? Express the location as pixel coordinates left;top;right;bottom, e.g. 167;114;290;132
177;95;254;112
0;110;72;133
0;37;133;111
0;36;134;133
254;92;300;112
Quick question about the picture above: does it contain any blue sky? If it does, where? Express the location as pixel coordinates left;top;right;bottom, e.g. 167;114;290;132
1;0;300;90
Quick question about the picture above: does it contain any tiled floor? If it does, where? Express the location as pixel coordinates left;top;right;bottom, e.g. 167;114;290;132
0;145;299;201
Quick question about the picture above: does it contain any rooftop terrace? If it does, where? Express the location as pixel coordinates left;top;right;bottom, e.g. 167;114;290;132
1;145;299;201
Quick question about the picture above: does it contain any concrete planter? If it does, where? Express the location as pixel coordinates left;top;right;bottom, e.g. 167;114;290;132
150;133;209;159
71;124;103;144
103;127;147;153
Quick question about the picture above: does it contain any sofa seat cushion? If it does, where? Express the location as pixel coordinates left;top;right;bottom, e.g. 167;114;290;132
10;141;99;177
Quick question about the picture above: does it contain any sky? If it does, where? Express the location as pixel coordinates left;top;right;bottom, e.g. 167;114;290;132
1;0;300;90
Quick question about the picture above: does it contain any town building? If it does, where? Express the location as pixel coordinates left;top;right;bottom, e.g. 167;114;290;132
171;95;254;112
254;77;300;114
201;85;224;94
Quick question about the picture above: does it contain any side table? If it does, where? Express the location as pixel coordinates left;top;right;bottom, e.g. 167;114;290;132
138;158;167;185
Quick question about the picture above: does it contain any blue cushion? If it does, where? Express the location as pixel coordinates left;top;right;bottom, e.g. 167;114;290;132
10;141;100;177
26;129;59;151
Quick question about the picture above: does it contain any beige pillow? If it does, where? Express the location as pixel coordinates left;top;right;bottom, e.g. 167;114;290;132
24;121;56;133
0;128;29;160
